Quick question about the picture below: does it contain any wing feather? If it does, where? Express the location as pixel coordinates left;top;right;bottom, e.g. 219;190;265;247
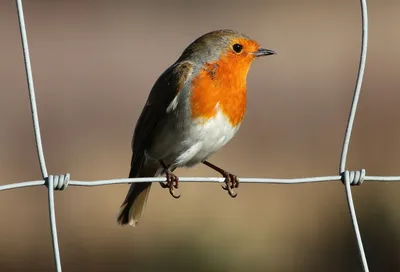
129;61;193;177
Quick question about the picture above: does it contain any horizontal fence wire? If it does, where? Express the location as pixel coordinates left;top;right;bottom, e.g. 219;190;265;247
2;0;396;271
4;175;400;193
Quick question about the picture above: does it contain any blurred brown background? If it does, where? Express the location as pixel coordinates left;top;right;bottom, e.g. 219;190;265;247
1;0;400;271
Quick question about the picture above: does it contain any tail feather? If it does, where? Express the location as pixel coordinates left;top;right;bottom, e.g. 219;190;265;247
117;155;158;227
117;182;152;226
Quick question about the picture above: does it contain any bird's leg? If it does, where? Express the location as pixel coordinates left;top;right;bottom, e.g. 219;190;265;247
159;160;180;198
202;160;239;198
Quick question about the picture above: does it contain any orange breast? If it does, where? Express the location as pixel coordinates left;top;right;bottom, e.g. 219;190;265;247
190;56;250;127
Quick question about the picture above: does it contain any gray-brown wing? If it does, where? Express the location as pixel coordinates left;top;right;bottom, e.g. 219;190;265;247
129;61;193;177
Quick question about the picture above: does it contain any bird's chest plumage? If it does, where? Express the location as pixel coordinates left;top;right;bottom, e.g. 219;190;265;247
171;62;247;166
174;105;241;166
146;61;248;167
189;61;247;127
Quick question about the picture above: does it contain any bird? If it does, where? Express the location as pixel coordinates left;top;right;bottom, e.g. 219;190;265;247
117;29;276;227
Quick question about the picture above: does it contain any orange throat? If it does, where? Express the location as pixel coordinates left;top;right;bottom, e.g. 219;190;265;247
190;56;252;126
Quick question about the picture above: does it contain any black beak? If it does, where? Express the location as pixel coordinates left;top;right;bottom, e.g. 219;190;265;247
254;48;276;57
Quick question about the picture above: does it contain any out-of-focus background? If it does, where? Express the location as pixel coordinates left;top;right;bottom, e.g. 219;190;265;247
1;0;400;271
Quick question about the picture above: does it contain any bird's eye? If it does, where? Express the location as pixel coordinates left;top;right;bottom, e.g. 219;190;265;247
232;43;243;53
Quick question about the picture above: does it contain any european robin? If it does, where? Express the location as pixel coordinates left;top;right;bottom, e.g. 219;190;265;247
117;29;276;226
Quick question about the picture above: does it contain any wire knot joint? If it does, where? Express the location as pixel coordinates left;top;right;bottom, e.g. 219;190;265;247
341;169;366;186
46;174;70;190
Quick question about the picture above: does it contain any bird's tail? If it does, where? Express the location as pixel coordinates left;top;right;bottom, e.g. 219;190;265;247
117;156;157;227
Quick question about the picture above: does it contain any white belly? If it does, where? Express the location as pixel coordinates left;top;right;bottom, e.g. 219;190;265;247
174;109;240;167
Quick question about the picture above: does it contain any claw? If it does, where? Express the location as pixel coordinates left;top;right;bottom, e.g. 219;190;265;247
220;172;239;198
169;187;181;198
161;170;181;199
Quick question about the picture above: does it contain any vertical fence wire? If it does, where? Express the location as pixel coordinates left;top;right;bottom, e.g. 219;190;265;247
339;0;369;271
344;171;369;272
339;0;369;173
6;0;376;271
15;0;48;179
15;1;62;271
47;176;62;272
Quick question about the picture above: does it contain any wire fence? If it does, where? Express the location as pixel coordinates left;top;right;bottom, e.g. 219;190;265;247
1;0;398;271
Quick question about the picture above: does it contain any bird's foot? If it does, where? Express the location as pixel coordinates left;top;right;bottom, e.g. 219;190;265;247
160;170;181;199
202;160;239;198
220;171;239;198
159;160;180;198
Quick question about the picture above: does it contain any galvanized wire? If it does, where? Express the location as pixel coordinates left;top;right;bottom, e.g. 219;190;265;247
15;0;48;179
15;0;62;271
4;174;400;192
339;0;369;270
1;0;389;271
